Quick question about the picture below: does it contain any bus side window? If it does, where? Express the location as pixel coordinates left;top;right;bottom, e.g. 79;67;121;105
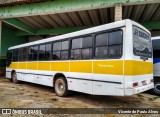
19;48;27;61
39;44;45;60
6;50;12;67
45;43;52;60
28;47;32;61
71;49;81;59
7;50;12;61
28;46;38;61
95;30;122;59
81;36;92;59
61;41;69;60
71;38;82;59
95;33;108;59
71;36;92;60
13;49;18;62
108;31;122;58
53;42;61;60
52;41;69;60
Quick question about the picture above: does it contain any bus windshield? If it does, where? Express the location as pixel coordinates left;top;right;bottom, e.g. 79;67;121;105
133;26;152;58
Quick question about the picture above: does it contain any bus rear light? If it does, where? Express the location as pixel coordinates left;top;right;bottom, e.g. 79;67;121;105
151;79;154;83
133;82;138;87
142;80;147;85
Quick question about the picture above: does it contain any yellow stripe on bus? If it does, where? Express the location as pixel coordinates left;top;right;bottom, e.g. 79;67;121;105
51;62;69;72
38;62;50;71
27;62;37;70
93;60;123;75
70;61;92;73
124;60;153;75
18;62;26;69
8;60;153;76
9;62;17;69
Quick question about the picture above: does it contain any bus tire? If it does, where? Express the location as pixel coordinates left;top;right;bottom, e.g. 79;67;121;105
152;82;160;95
11;71;19;84
54;77;68;97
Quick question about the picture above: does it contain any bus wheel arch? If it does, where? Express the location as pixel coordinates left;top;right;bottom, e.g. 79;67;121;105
53;73;69;97
11;70;19;84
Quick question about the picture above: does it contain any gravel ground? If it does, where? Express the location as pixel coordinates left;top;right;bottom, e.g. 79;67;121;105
0;77;160;117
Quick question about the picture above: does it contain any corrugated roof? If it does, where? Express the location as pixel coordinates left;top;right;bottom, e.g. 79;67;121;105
0;0;48;6
123;3;160;22
17;7;114;29
16;3;160;30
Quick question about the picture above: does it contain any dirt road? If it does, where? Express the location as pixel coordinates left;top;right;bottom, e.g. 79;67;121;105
0;77;160;117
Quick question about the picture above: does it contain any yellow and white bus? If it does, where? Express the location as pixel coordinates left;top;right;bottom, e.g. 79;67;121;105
6;19;153;97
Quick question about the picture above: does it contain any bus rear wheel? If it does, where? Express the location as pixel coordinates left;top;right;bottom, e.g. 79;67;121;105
54;77;68;97
11;72;19;84
152;82;160;95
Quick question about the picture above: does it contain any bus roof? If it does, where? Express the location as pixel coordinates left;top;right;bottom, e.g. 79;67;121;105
8;19;149;50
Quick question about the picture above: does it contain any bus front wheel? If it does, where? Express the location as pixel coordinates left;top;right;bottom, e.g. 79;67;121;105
152;82;160;95
54;77;68;97
11;72;19;84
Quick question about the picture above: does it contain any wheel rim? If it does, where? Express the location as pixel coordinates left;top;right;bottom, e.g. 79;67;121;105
154;83;160;93
56;80;65;94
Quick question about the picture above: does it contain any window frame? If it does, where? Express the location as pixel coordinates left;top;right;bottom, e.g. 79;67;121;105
52;40;70;60
28;45;39;61
13;49;19;62
18;47;28;61
94;29;123;59
45;42;52;60
38;44;46;61
71;35;93;60
7;50;13;61
6;50;13;67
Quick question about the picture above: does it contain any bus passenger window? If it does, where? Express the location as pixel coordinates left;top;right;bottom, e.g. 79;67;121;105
61;51;69;60
33;46;38;60
82;36;92;59
53;42;61;60
109;31;122;45
53;42;61;51
6;50;12;66
7;50;12;61
71;36;92;59
28;46;38;61
19;48;27;61
62;41;69;50
53;51;60;60
108;45;122;58
13;49;18;62
52;41;69;60
45;43;52;60
82;48;92;59
95;31;122;59
95;33;108;59
108;31;122;58
61;41;69;60
39;44;45;60
71;49;81;59
96;33;108;46
95;47;108;59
